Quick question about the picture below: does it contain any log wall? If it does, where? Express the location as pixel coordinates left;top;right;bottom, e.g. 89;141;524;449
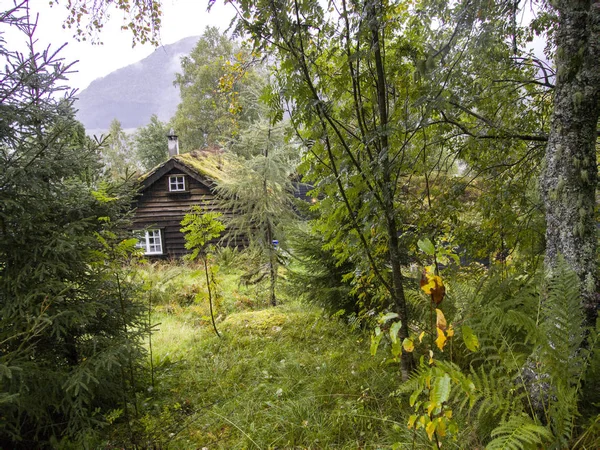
132;168;237;259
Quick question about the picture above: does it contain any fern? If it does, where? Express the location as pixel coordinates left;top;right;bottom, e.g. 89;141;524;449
486;414;552;450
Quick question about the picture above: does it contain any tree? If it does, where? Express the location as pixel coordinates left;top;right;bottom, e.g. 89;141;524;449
52;0;162;45
134;113;170;171
102;118;137;178
414;0;599;323
226;0;447;376
217;118;299;306
172;26;264;150
0;4;146;446
180;207;226;337
538;0;600;324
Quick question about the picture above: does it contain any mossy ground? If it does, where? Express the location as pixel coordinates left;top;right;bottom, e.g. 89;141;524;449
106;263;409;448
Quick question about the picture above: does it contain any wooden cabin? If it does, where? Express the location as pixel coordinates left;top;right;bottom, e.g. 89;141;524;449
132;146;231;259
132;131;313;259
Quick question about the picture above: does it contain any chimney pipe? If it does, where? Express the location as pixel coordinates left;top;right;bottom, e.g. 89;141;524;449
167;128;179;157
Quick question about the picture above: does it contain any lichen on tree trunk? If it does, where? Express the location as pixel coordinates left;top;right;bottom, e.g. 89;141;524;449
541;0;600;325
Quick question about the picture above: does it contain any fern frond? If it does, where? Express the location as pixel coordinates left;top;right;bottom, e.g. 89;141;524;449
540;262;585;385
469;365;526;424
487;414;551;450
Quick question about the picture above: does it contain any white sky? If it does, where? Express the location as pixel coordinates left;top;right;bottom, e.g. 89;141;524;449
4;0;236;91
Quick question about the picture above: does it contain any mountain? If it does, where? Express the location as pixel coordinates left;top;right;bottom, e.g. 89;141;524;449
74;36;199;133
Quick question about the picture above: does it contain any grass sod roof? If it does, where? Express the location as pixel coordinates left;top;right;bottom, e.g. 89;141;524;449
138;149;235;190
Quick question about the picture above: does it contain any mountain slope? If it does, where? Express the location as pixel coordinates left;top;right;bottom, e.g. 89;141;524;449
74;36;198;132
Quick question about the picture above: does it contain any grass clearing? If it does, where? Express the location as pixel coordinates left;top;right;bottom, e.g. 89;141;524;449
113;286;408;448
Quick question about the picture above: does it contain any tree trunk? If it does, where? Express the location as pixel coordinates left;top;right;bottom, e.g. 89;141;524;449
266;220;277;307
369;0;414;376
541;0;600;326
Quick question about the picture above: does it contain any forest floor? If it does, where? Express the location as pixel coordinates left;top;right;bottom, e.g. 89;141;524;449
106;263;411;449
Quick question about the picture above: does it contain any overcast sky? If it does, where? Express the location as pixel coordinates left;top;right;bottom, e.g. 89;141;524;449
6;0;236;91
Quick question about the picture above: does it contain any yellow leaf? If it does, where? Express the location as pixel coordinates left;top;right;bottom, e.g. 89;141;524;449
446;325;455;337
435;308;447;330
418;331;425;343
427;400;436;415
402;338;415;352
426;420;436;441
407;414;417;429
445;410;453;419
420;273;446;304
435;327;447;351
436;417;447;437
428;350;434;365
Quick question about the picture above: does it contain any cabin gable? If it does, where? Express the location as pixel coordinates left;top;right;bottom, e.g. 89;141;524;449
132;158;225;259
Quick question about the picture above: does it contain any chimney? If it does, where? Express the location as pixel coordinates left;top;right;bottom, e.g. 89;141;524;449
167;128;179;157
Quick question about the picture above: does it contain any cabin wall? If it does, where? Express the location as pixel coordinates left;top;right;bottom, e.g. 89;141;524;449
132;168;239;259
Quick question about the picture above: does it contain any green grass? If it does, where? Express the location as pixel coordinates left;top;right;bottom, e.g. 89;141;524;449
107;288;408;448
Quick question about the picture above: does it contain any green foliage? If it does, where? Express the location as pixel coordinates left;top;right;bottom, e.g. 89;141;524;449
0;7;147;446
54;0;162;45
102;118;137;179
398;263;599;448
287;223;359;316
181;207;226;336
217;119;299;306
180;206;226;261
133;114;170;171
172;27;265;150
486;414;553;450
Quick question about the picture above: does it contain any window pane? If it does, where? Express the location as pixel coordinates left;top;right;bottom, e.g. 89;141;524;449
135;229;162;254
169;175;185;191
147;230;162;254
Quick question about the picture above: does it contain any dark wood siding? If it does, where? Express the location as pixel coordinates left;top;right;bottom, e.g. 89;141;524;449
132;168;236;259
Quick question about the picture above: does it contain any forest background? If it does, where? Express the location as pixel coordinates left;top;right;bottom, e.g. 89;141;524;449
1;0;599;448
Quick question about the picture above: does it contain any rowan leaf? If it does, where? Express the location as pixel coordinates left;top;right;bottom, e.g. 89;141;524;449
435;327;447;351
379;312;399;324
370;327;383;356
426;420;436;441
435;308;447;330
462;325;479;352
389;320;402;344
407;414;417;429
418;238;435;256
402;338;415;352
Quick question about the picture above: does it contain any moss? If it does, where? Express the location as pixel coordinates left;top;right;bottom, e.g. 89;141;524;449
138;150;231;184
175;150;229;181
556;177;566;197
573;91;584;109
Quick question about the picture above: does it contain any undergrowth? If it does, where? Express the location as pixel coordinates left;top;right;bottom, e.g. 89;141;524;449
105;301;404;448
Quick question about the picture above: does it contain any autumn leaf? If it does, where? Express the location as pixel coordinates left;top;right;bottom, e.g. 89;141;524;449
402;338;415;352
426;420;436;441
435;308;447;330
420;273;446;304
446;325;455;337
435;327;447;351
407;415;417;429
418;331;426;343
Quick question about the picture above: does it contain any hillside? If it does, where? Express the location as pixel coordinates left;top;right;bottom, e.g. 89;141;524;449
74;36;198;132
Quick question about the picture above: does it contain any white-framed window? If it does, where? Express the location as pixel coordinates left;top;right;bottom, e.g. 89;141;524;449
135;229;163;255
168;175;186;192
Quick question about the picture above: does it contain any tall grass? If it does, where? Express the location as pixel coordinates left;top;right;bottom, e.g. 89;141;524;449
105;261;406;448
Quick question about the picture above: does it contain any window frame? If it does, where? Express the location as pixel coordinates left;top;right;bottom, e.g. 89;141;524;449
168;174;186;192
135;229;163;255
